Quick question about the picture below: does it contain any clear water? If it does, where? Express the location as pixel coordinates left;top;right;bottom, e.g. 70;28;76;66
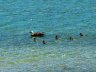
0;0;96;72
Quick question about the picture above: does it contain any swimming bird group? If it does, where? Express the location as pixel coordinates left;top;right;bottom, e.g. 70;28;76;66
30;31;84;44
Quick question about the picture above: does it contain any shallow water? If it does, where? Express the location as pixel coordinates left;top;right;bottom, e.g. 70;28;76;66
0;0;96;72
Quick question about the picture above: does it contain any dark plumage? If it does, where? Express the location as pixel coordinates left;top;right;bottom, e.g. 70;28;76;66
80;33;84;36
55;35;59;40
69;37;74;40
42;40;47;44
33;38;36;42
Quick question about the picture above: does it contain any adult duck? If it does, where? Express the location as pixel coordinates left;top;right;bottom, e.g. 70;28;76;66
30;31;44;37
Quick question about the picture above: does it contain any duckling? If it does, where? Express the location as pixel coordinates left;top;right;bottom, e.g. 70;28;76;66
33;37;36;42
69;36;74;40
42;40;47;44
80;33;84;36
55;35;59;40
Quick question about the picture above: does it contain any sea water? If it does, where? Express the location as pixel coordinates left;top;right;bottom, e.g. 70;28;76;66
0;0;96;72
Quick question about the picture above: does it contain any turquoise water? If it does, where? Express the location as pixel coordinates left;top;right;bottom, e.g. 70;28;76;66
0;0;96;72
